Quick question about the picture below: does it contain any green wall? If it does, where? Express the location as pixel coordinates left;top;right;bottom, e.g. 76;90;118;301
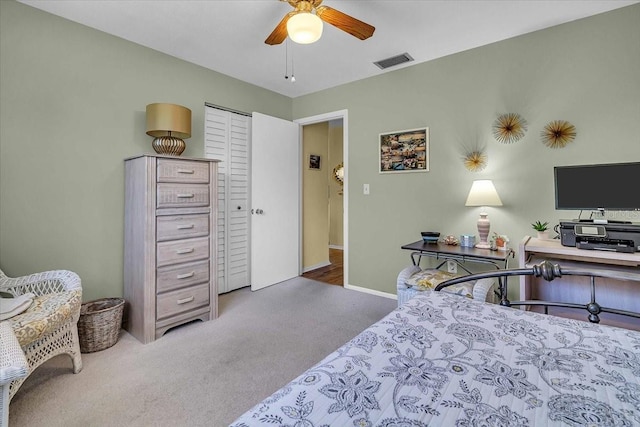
1;1;639;300
293;4;640;295
0;1;291;300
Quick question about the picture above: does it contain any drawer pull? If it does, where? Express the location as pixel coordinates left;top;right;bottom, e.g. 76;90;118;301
177;224;195;230
177;169;195;174
176;248;195;255
177;193;195;198
176;296;195;305
176;271;195;279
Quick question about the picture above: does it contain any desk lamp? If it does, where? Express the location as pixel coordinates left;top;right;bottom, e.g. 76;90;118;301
465;180;503;249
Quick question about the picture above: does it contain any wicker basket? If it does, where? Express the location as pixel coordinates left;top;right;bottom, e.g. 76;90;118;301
78;298;125;353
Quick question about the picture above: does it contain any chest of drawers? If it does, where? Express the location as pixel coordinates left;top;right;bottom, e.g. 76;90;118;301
124;155;219;343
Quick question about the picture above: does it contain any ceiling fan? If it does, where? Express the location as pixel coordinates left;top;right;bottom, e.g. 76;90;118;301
265;0;375;45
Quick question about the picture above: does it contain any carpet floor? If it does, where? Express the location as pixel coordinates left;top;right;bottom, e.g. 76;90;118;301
8;277;396;427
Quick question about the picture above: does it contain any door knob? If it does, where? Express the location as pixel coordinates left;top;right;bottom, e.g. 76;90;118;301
256;209;264;215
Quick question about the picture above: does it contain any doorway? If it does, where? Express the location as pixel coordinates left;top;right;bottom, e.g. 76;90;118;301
296;111;348;287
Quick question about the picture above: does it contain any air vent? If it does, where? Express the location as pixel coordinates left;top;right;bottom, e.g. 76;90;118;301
373;52;414;70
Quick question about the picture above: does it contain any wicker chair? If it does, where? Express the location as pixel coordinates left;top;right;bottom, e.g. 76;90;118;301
397;265;497;307
0;268;83;417
0;322;28;427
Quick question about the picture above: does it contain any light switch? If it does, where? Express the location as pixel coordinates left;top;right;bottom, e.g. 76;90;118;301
363;184;370;195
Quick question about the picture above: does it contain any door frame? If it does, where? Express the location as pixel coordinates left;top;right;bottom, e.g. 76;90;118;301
295;110;348;286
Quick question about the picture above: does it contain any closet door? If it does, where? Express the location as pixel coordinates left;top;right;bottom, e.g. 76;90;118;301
204;107;251;293
250;113;300;291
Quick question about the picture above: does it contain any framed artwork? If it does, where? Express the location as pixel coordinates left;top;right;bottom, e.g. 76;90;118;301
309;154;321;170
379;127;429;173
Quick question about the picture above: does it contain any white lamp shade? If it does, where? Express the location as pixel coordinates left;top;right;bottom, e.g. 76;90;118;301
465;180;503;207
287;12;323;44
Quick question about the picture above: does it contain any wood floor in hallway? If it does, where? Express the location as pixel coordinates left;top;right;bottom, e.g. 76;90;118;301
302;248;343;286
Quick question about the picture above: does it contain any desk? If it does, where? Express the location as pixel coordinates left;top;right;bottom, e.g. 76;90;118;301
401;240;513;273
518;236;640;326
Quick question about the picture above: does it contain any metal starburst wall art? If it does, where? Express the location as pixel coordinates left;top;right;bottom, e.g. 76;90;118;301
463;150;488;172
492;113;528;144
541;120;576;148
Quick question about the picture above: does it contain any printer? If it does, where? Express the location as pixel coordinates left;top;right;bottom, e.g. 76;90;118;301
559;220;640;253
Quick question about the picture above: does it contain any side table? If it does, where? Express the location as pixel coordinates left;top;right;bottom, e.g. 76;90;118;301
401;240;513;272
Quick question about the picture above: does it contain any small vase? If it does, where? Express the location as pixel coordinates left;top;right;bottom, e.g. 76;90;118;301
536;231;550;240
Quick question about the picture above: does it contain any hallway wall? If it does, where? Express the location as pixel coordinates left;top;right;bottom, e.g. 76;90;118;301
302;122;330;270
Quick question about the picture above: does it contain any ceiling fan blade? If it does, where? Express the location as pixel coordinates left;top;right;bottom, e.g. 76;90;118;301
265;13;293;45
316;6;375;40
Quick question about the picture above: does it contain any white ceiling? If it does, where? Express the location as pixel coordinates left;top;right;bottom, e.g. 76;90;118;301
18;0;638;98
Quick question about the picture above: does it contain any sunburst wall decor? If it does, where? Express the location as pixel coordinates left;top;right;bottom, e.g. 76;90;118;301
492;113;528;144
463;150;488;172
541;120;576;148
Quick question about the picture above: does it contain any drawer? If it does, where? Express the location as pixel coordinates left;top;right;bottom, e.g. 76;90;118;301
156;283;209;320
157;159;209;183
157;236;209;267
157;214;209;242
156;183;210;209
156;260;210;294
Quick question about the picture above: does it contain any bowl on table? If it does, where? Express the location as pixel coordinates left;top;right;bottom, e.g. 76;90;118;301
421;231;440;244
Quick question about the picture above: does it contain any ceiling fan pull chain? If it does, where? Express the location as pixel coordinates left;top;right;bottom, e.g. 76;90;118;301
284;38;289;80
291;44;296;83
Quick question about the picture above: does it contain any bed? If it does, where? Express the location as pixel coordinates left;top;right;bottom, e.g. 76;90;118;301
231;262;640;426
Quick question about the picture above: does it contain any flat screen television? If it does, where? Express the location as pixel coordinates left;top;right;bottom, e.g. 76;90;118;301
554;162;640;211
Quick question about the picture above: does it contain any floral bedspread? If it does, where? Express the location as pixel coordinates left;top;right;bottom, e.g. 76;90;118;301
231;290;640;426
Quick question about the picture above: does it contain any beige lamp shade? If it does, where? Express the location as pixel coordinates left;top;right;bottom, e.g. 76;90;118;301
465;180;503;207
146;103;191;139
146;103;191;156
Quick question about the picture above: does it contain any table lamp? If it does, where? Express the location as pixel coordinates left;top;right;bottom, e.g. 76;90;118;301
146;103;191;156
465;180;502;249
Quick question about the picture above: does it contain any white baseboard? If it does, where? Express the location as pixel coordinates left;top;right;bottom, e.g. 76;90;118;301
329;245;344;250
302;261;331;273
344;283;397;300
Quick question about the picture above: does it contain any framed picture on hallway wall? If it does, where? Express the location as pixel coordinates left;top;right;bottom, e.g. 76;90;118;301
309;154;321;170
379;127;429;173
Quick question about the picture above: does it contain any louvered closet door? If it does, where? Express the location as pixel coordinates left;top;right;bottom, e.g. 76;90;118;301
204;107;251;293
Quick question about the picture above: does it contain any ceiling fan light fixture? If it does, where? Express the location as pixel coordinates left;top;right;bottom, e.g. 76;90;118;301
287;12;323;44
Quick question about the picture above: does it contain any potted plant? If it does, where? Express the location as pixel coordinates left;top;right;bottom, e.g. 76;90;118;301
531;221;550;240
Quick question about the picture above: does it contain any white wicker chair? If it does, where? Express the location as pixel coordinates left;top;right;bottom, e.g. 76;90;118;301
0;322;28;427
397;265;497;307
0;269;83;411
